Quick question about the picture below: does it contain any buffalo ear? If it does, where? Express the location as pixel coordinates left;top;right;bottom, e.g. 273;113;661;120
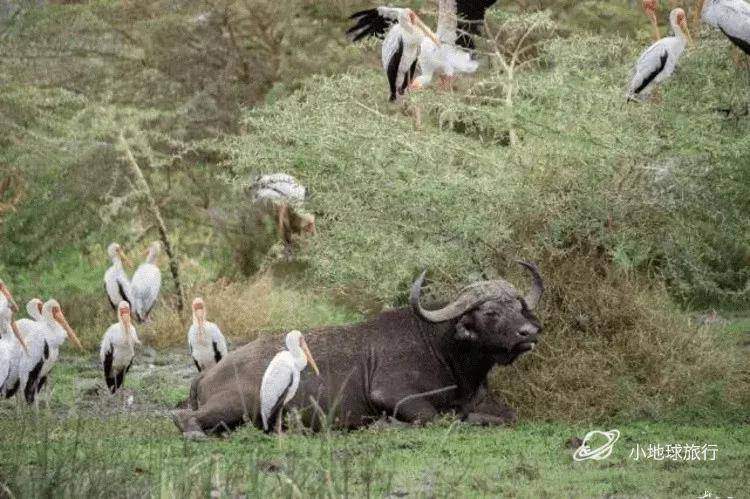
455;316;478;341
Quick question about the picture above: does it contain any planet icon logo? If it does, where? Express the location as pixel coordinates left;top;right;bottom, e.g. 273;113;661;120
573;429;621;461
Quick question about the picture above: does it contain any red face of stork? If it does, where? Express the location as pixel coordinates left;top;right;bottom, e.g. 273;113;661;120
192;298;206;331
641;0;657;16
51;301;83;350
0;281;18;312
119;301;132;324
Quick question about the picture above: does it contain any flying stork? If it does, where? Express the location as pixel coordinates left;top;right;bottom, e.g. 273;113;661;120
260;330;320;434
348;6;441;101
131;241;162;323
100;301;140;394
628;8;694;101
104;243;134;311
16;299;82;406
413;0;481;90
187;297;228;372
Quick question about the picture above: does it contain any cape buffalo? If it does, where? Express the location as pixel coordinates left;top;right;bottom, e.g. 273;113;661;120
171;262;543;437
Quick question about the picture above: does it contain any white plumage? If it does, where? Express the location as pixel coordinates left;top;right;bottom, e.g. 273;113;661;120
252;173;307;205
188;297;228;372
26;298;44;322
696;0;750;54
100;301;140;394
348;7;441;101
414;0;479;89
131;241;162;323
260;330;320;433
104;243;134;311
0;300;27;396
0;298;31;399
16;299;82;405
628;8;693;100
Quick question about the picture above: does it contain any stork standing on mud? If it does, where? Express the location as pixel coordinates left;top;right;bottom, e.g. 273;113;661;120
260;330;320;434
628;8;694;101
131;241;162;323
16;299;82;407
348;6;441;101
187;297;228;372
100;301;140;395
104;243;133;311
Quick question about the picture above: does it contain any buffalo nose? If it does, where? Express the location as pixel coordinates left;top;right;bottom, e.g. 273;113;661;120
517;324;538;338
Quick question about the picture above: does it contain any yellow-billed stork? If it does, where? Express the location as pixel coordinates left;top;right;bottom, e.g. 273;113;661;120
188;297;228;372
131;241;162;323
100;301;140;394
104;243;134;311
260;330;320;434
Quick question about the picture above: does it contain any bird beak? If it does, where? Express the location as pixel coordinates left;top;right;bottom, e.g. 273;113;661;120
1;287;18;313
415;17;441;47
300;338;320;377
54;308;83;351
118;248;133;267
681;19;694;48
10;319;28;355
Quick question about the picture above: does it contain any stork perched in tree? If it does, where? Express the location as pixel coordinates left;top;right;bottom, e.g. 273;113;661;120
187;297;228;372
16;299;82;406
348;6;441;101
628;8;694;101
131;241;162;323
260;330;320;434
104;243;133;311
100;301;140;394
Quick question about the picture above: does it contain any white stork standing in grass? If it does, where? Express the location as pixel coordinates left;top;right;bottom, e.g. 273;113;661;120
104;243;134;311
0;295;28;398
131;241;162;323
260;330;320;434
694;0;750;69
100;301;140;395
16;299;82;407
187;297;228;372
348;6;441;101
628;8;694;101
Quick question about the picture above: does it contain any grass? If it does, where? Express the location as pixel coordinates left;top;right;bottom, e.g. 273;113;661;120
0;415;747;497
0;318;747;497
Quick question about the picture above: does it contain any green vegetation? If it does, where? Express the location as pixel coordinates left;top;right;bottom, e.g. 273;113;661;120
0;0;748;496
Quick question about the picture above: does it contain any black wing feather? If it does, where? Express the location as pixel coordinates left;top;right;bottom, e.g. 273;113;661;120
387;38;404;101
264;374;294;434
212;341;223;364
347;8;394;42
456;0;497;49
634;51;669;95
719;27;750;55
103;345;116;393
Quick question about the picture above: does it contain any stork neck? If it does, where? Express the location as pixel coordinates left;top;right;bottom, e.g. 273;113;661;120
112;256;123;268
288;342;307;370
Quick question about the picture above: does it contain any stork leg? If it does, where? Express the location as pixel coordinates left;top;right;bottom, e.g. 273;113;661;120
275;407;283;435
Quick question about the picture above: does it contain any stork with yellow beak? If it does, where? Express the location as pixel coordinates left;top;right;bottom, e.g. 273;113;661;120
104;243;134;311
348;6;441;101
628;8;694;101
100;301;140;394
187;297;228;372
260;330;320;434
17;299;82;407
